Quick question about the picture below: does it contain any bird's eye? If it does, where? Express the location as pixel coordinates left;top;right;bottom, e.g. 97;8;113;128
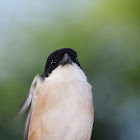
51;60;57;66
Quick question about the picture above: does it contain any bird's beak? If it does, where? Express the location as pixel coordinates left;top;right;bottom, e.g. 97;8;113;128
60;53;72;66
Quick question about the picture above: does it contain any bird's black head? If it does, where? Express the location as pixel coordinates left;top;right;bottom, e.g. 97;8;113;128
43;48;81;77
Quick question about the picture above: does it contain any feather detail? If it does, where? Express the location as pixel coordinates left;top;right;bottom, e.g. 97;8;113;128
17;75;44;140
17;92;32;117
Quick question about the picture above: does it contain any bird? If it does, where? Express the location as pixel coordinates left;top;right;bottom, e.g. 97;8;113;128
18;48;94;140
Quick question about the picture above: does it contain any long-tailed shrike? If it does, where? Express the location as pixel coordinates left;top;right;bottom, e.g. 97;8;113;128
18;48;94;140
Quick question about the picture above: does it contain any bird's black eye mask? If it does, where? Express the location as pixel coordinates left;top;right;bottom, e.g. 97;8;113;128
43;48;81;78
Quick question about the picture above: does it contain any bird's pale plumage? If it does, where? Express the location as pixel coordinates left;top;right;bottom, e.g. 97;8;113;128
28;63;93;140
18;48;94;140
18;75;44;139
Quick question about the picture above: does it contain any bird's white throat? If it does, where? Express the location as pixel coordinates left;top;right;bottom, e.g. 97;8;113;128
45;63;89;85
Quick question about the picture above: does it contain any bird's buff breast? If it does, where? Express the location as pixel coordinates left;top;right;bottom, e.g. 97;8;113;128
28;64;94;140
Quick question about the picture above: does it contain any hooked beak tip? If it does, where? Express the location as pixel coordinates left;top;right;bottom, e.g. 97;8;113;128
61;53;72;65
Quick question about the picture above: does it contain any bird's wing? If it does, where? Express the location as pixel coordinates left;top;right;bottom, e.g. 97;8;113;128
18;75;44;140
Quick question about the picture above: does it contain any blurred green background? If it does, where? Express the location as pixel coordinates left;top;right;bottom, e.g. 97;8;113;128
0;0;140;140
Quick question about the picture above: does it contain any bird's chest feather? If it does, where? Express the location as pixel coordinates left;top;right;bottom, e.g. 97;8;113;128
29;66;93;140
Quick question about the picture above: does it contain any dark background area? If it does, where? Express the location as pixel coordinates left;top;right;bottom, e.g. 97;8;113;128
0;0;140;140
